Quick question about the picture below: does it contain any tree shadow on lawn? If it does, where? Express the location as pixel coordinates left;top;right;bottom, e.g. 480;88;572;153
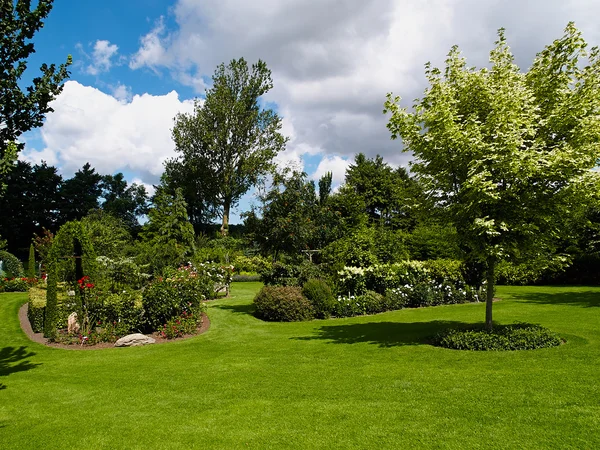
294;320;470;348
0;346;40;390
509;290;600;308
212;303;255;315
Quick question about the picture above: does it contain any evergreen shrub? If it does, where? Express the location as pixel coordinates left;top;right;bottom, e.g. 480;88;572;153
254;286;314;322
302;279;336;318
433;323;563;351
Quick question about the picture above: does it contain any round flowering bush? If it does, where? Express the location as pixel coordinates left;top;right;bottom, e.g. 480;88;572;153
142;265;210;331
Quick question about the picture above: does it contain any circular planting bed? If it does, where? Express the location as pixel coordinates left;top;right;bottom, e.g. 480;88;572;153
433;322;564;351
19;303;210;350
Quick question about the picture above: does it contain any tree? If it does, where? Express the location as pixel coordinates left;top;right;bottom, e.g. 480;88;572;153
384;23;600;330
170;58;287;235
0;0;71;185
100;173;149;230
59;163;103;223
0;160;62;257
344;153;420;230
139;188;195;273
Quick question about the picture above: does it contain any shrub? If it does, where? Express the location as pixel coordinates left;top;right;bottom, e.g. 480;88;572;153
232;255;271;274
0;250;24;278
433;323;563;351
260;260;325;287
331;294;364;318
142;266;209;331
159;308;203;339
88;291;144;335
254;286;314;322
28;295;45;333
360;290;387;314
0;277;30;292
232;274;261;282
302;279;336;319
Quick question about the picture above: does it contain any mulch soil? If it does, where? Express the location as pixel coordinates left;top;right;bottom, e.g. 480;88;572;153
18;303;210;350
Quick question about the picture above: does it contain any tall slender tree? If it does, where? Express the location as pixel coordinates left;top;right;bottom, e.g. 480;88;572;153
170;58;287;235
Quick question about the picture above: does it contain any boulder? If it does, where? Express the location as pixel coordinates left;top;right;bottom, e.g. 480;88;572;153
115;333;156;347
67;312;80;334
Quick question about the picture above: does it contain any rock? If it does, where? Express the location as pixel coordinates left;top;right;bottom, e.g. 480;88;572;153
67;312;80;334
114;333;156;347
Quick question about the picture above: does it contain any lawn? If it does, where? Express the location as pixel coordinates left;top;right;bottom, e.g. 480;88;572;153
1;283;599;449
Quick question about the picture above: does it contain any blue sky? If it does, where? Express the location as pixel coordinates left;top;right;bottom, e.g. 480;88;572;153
20;0;600;224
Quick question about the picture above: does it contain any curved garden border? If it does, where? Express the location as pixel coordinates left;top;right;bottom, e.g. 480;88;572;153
18;302;210;350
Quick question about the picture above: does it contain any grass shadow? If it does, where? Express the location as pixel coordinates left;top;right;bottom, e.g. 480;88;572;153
212;303;256;315
294;320;469;348
0;346;41;389
510;290;600;308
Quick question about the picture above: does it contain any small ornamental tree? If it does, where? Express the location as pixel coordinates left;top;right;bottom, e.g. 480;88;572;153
28;243;36;278
384;23;600;330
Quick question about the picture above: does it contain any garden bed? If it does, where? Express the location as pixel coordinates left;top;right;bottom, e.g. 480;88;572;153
18;302;210;350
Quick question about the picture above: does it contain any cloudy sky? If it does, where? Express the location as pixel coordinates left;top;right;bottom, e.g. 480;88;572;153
21;0;600;222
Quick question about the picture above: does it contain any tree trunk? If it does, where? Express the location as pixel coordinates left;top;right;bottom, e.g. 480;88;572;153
221;201;230;236
485;256;495;331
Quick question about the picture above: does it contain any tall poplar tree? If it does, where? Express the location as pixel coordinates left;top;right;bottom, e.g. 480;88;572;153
169;58;287;234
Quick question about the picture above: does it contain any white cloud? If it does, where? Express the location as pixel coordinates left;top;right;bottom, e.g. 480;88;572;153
86;40;119;75
31;80;194;185
311;155;350;186
129;17;169;71
110;83;133;102
128;0;600;168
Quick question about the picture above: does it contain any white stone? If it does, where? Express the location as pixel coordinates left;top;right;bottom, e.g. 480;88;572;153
114;333;156;347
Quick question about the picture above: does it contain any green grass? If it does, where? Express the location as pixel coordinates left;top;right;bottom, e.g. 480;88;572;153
1;283;599;449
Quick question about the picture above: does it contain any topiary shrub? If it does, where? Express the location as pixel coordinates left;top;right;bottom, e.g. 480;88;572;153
433;323;563;351
27;296;45;333
254;286;314;322
0;250;24;278
302;279;336;319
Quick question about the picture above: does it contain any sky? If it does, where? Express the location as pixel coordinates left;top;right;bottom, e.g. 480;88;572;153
19;0;600;223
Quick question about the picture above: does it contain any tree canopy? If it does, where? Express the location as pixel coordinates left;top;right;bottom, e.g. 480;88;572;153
0;0;71;189
168;58;287;234
384;22;600;329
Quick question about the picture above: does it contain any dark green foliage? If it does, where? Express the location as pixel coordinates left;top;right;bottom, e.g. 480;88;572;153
158;308;204;339
260;260;324;287
81;210;131;259
139;188;195;274
302;279;336;319
246;170;339;256
59;163;103;222
141;266;209;331
0;161;62;257
43;262;58;339
253;286;314;322
0;0;71;171
27;300;45;333
321;226;379;272
27;244;36;278
406;224;460;260
434;323;563;351
232;274;261;282
100;173;149;230
0;277;29;292
0;250;24;277
87;291;144;334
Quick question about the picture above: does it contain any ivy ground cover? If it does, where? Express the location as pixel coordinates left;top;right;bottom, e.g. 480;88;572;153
0;283;599;449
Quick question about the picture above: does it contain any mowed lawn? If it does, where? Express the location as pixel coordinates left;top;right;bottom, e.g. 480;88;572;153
0;283;599;449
